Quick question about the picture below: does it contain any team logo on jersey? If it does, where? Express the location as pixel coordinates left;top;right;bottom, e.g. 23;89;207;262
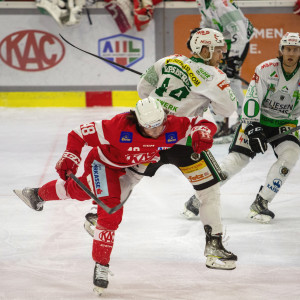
281;86;289;93
158;147;170;150
217;80;230;90
98;34;144;72
270;71;279;80
196;68;214;81
92;161;109;198
120;131;133;143
0;30;65;71
165;132;178;143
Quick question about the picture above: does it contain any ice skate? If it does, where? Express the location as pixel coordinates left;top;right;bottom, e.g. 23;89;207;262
93;263;112;296
248;189;275;224
13;188;44;211
182;195;200;219
84;206;98;237
204;225;237;270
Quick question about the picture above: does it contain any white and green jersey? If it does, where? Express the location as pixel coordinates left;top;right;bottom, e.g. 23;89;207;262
137;54;237;118
197;0;254;58
242;58;300;127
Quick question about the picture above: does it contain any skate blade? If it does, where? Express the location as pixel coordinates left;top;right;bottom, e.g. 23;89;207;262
206;256;236;270
84;220;95;237
13;189;33;209
248;211;272;224
93;286;105;296
182;209;197;219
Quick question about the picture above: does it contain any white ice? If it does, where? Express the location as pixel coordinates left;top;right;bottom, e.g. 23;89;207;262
1;107;300;300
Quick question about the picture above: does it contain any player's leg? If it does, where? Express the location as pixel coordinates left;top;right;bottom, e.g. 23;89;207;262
166;145;237;269
249;140;300;223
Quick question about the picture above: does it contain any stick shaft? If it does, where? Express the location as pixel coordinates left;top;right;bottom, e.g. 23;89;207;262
69;173;125;214
59;34;143;75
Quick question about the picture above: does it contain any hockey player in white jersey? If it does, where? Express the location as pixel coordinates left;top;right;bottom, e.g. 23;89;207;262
184;32;300;224
85;28;238;271
196;0;254;137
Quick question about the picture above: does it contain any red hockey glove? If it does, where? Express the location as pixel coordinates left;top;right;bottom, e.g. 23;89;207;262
134;5;153;31
55;151;81;180
191;125;214;154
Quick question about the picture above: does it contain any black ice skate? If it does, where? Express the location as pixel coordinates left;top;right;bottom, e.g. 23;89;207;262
248;188;275;223
204;225;237;270
93;262;112;296
182;195;200;219
84;207;98;237
13;188;44;211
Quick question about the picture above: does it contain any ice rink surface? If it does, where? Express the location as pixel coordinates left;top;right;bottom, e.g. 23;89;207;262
1;107;300;300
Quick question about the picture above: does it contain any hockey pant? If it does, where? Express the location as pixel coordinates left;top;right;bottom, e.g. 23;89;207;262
38;148;127;266
222;123;300;201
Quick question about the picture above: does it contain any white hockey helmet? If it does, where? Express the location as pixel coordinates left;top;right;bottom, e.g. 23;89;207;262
279;32;300;51
190;28;226;61
135;97;166;129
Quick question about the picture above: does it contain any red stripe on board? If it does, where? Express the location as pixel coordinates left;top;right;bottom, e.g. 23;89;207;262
115;57;127;65
86;91;112;107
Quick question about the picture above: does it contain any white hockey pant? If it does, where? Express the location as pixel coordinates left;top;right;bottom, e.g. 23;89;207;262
260;141;300;202
195;183;222;235
220;152;250;185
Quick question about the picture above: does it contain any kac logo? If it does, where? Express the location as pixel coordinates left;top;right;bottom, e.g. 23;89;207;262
0;30;65;71
98;34;144;72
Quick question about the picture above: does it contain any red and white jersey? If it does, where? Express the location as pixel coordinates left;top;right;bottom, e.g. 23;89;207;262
69;113;216;169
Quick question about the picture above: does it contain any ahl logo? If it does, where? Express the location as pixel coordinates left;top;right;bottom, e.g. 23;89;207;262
98;34;144;72
0;30;65;71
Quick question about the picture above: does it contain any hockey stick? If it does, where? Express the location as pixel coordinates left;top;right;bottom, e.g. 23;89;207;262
267;125;300;143
69;173;126;214
59;34;143;76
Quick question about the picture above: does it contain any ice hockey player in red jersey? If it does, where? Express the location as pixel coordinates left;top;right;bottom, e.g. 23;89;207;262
14;97;236;296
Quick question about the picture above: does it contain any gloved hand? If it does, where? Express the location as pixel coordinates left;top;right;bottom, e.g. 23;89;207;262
191;125;214;154
244;122;268;153
134;5;153;31
223;56;242;78
55;150;81;180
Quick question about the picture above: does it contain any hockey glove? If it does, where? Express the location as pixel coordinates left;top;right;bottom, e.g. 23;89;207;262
134;0;153;31
191;126;214;154
55;150;81;180
244;122;268;154
223;56;242;79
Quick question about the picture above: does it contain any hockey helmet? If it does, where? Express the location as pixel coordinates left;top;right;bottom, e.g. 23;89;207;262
279;32;300;51
135;97;166;129
190;28;226;61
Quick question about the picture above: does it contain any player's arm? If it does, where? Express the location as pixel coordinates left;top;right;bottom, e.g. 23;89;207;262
207;73;238;117
137;59;163;98
55;121;102;180
241;65;266;126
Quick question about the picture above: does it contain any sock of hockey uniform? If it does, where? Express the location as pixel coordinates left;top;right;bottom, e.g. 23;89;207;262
92;225;115;265
260;142;300;201
196;184;223;234
38;179;70;201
